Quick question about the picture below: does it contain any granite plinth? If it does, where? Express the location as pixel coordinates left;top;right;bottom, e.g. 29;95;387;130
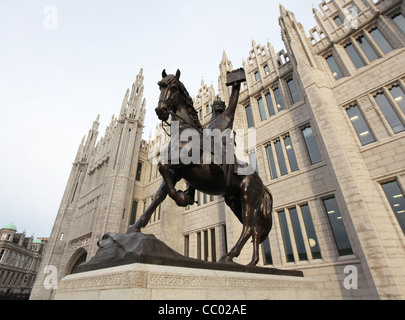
54;263;318;300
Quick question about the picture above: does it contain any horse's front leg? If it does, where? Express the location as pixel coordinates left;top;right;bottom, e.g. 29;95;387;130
126;179;168;233
158;162;178;199
158;162;194;207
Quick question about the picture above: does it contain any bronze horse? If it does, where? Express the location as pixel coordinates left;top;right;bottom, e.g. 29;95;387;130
127;69;273;266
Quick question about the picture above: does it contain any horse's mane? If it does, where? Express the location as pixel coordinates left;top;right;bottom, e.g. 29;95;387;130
158;76;203;132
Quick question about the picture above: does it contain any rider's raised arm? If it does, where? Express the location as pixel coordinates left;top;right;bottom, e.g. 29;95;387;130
222;82;241;124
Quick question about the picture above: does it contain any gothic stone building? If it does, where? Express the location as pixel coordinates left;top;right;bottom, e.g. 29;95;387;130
31;0;405;300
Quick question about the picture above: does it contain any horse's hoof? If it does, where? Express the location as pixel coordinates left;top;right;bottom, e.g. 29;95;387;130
219;255;234;264
247;260;259;267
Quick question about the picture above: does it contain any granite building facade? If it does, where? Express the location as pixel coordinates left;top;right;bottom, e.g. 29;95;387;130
31;0;405;300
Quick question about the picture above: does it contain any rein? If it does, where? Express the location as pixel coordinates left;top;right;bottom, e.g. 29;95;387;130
161;111;202;138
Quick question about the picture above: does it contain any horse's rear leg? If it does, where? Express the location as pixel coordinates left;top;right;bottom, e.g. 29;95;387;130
220;178;258;263
249;232;260;266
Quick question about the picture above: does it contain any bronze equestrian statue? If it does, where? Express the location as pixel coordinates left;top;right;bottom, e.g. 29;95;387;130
127;69;273;266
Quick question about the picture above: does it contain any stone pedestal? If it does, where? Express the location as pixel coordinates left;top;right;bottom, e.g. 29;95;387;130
54;263;318;300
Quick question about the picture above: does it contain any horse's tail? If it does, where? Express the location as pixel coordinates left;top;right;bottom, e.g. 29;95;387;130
258;187;273;244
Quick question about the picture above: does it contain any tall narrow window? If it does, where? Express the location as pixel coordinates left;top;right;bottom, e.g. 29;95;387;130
346;105;375;145
157;204;161;220
381;181;405;235
302;126;323;164
284;135;299;172
287;78;300;104
203;230;209;261
184;235;190;257
223;225;228;254
142;201;146;213
71;170;82;203
266;144;278;179
135;162;143;181
245;105;255;128
258;98;267;121
273;87;285;111
344;43;365;69
300;204;322;259
323;197;353;256
274;140;288;176
129;201;138;225
278;210;295;262
369;28;393;54
265;93;276;116
374;92;405;133
289;207;308;261
210;228;216;262
356;35;378;62
196;232;201;260
249;150;258;172
326;55;343;80
262;236;273;265
255;71;261;82
389;85;405;114
264;64;270;74
121;129;131;169
393;13;405;34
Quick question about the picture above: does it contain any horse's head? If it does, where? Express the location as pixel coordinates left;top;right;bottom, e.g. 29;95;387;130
156;69;182;121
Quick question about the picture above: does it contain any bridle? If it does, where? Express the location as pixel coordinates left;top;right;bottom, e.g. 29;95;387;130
158;80;201;137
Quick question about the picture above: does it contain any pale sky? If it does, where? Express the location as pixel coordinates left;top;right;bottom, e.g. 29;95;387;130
0;0;320;238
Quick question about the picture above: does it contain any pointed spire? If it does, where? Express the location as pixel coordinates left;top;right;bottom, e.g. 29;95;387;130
221;50;228;62
119;89;129;120
252;38;256;47
279;3;287;15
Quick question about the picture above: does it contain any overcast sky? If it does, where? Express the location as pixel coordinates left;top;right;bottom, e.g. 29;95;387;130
0;0;320;238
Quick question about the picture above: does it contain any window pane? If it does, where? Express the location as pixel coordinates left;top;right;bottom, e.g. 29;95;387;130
334;15;343;27
300;205;322;259
323;197;353;256
245;105;255;128
273;87;285;111
369;28;393;54
265;93;276;116
264;64;270;74
284;135;299;172
258;98;267;121
278;210;295;262
374;92;405;133
136;162;143;181
345;43;365;69
255;72;261;82
381;181;405;235
266;145;278;179
197;232;201;259
393;13;405;34
274;140;288;176
249;151;258;172
262;236;273;265
289;207;308;261
356;35;378;61
287;79;300;103
389;85;405;114
326;55;343;80
302;126;323;164
130;201;138;225
211;228;216;262
184;235;189;257
346;105;375;145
